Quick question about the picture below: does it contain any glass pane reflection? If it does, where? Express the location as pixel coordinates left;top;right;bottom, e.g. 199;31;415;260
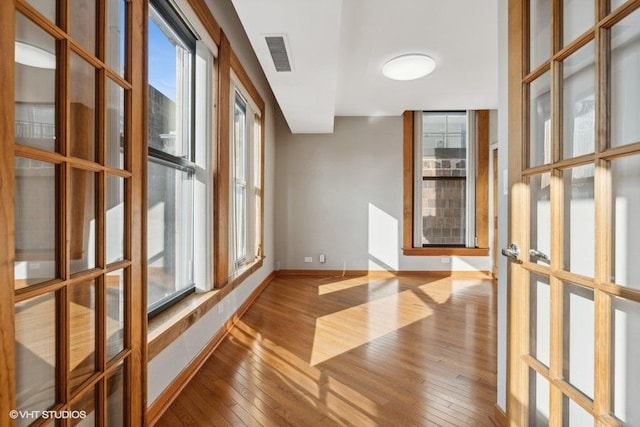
107;175;125;264
106;79;125;170
562;282;594;399
107;363;125;426
69;0;96;55
612;296;640;426
563;165;595;277
529;71;552;167
611;156;640;289
563;0;594;46
69;280;97;392
106;270;125;360
530;173;551;265
530;0;551;71
15;157;57;288
15;13;56;152
611;8;640;148
15;293;57;424
69;169;97;274
562;42;595;159
69;53;96;162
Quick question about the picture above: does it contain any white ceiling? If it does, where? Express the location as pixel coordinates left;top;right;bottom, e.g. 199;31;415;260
230;0;498;134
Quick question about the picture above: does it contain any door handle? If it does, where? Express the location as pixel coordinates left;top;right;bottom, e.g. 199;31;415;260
529;249;550;264
501;243;521;263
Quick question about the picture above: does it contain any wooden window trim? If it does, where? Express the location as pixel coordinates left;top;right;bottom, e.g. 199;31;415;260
214;40;265;287
402;110;490;256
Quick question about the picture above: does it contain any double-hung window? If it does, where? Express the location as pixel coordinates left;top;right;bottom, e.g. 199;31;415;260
404;110;489;254
146;0;198;316
415;111;473;246
230;81;262;272
233;94;248;262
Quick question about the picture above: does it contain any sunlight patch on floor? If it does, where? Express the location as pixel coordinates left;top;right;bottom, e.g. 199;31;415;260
310;290;432;366
231;320;381;424
418;278;485;304
318;276;372;296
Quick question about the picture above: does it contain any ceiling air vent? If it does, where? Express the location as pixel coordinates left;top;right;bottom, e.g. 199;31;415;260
265;36;291;72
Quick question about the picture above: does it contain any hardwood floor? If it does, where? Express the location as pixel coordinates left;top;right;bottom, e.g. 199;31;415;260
157;274;497;426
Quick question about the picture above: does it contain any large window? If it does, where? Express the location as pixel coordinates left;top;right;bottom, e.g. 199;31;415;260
403;110;488;255
233;95;248;262
146;0;215;316
147;0;197;316
416;112;471;246
230;83;262;272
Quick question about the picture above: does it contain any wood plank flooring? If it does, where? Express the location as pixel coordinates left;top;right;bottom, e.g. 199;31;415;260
157;274;497;426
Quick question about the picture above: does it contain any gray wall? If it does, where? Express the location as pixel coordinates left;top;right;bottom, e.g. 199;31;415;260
275;115;492;273
147;0;276;406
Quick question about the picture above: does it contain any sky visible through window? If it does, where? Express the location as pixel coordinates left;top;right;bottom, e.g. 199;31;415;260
148;15;177;102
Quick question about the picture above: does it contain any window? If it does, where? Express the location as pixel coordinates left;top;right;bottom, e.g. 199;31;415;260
146;0;197;316
417;112;470;246
403;110;489;255
233;94;248;262
230;81;263;272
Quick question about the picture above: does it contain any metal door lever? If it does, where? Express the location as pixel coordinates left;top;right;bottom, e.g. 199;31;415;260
501;243;521;263
529;249;550;263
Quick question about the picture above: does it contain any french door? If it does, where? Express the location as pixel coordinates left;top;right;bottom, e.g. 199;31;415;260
507;0;640;425
1;0;145;424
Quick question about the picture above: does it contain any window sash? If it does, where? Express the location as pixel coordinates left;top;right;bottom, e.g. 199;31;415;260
147;0;198;316
414;111;476;248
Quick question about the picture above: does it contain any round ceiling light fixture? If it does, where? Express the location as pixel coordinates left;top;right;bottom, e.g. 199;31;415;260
382;54;436;81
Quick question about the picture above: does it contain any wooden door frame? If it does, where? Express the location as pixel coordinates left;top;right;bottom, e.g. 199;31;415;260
2;0;146;424
507;0;527;424
0;0;17;420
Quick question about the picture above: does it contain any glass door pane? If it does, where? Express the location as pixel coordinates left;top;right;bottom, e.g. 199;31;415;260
612;296;640;425
15;13;57;152
529;72;552;168
15;293;57;420
563;282;594;399
611;155;640;289
530;273;551;367
529;173;551;265
610;8;640;148
563;165;595;277
563;397;594;426
530;0;551;70
529;369;550;426
14;158;57;288
562;42;595;159
563;0;594;46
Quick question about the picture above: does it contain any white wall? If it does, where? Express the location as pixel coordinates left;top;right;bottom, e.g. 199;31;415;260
274;115;492;273
147;0;276;407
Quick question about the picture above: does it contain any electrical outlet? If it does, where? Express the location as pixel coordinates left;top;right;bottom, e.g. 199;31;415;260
304;257;313;263
440;256;451;264
319;254;326;263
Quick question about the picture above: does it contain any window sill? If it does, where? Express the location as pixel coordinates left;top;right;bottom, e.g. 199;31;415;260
147;257;264;360
402;247;489;256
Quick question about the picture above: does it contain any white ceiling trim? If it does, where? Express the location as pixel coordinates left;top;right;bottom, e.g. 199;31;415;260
231;0;342;133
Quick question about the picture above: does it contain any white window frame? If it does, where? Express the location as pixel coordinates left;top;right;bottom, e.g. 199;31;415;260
229;74;261;273
147;0;216;318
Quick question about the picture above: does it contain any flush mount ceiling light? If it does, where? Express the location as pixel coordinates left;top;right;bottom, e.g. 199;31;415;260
15;41;56;69
382;54;436;81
